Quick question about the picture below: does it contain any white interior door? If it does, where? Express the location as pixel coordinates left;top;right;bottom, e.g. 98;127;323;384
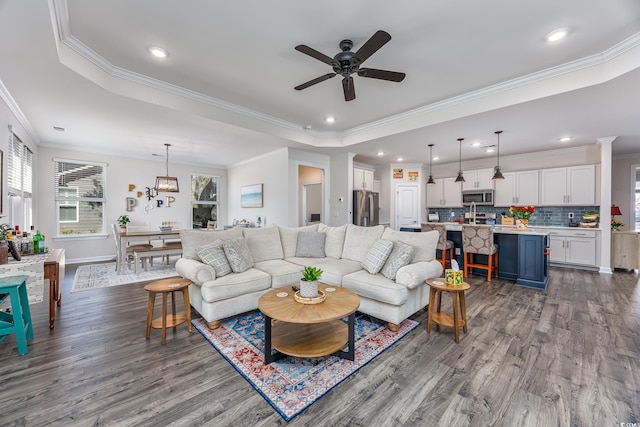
302;183;323;225
396;184;419;228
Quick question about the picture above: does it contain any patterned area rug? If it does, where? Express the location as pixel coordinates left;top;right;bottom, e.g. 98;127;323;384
193;311;419;421
71;261;179;292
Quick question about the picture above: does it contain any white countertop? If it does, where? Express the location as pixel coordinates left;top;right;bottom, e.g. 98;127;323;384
423;222;602;233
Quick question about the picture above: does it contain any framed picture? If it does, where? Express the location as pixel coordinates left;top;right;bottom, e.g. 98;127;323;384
408;171;419;182
241;183;263;208
393;168;403;179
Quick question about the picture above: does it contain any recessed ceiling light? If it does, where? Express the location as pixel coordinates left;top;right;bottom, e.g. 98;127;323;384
377;151;384;156
486;148;495;153
546;28;569;42
149;46;169;58
397;157;403;162
325;116;336;123
559;136;572;142
472;142;481;147
433;156;439;161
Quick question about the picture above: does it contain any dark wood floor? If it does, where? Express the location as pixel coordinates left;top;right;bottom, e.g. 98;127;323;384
0;264;639;426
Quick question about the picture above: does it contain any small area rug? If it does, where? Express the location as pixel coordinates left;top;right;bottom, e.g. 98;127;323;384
192;311;419;421
71;261;179;292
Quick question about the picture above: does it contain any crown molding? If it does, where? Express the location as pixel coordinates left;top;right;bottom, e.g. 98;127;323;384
0;79;39;144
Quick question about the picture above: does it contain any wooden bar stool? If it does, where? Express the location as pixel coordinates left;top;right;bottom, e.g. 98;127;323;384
144;278;192;344
421;223;454;269
0;275;33;355
461;224;499;281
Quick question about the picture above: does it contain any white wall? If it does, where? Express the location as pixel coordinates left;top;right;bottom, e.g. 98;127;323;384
298;165;323;225
329;152;353;226
227;148;289;227
612;154;640;230
288;148;331;227
36;146;227;263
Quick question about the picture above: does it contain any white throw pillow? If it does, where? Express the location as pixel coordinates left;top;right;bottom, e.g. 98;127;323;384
222;237;254;273
381;242;414;280
362;239;394;274
196;240;232;277
317;223;347;258
295;231;326;258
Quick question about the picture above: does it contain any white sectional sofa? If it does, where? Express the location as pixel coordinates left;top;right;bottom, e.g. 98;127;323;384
175;223;442;331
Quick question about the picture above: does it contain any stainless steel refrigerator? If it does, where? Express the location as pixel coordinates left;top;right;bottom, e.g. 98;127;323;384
353;190;379;226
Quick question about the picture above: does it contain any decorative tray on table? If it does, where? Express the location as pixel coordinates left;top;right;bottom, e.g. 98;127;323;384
294;290;326;305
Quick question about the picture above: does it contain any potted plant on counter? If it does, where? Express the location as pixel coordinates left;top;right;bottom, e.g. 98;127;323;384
117;215;130;231
300;266;323;298
508;205;535;229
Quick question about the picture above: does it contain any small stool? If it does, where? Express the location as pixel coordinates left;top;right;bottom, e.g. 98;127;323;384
144;278;192;345
0;275;34;355
425;278;470;343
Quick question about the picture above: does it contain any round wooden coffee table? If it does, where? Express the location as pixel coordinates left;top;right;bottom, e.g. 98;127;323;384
258;283;360;364
144;278;192;345
425;278;470;343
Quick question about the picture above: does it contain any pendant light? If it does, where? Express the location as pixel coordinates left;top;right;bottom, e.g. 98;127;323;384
492;130;505;180
155;143;179;192
427;144;436;185
454;138;465;183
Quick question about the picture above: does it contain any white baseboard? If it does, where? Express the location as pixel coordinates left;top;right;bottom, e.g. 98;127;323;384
66;255;115;265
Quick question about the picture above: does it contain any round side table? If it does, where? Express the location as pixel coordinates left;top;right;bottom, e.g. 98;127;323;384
425;278;470;343
144;278;192;344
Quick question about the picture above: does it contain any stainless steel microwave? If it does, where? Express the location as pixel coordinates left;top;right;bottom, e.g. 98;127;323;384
462;190;494;206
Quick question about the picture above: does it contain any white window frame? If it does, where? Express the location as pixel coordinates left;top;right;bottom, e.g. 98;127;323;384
58;187;80;223
191;174;220;229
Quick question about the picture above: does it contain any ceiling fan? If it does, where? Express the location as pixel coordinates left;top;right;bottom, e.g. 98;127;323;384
294;30;406;102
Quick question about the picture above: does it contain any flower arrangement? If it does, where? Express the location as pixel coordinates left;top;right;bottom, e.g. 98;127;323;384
508;205;535;220
611;219;625;230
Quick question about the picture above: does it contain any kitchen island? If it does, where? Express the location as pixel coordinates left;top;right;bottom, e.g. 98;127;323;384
424;223;550;290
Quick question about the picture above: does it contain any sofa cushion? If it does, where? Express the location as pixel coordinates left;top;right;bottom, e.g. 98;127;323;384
196;240;232;277
381;228;438;263
295;231;326;258
318;223;347;258
381;242;414;280
341;224;385;263
180;227;243;261
342;270;408;306
279;224;320;258
253;259;304;288
242;225;284;262
199;268;271;303
223;237;254;273
318;258;363;286
361;239;394;274
284;257;334;267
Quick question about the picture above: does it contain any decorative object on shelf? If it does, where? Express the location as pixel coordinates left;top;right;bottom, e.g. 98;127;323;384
155;143;179;193
509;205;535;228
299;266;323;299
240;183;263;208
117;215;130;231
611;205;624;230
427;144;436;185
455;138;465;183
492;130;505;180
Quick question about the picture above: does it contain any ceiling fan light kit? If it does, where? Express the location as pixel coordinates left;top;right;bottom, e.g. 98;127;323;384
492;130;505;180
455;138;465;183
155;143;179;192
294;30;406;102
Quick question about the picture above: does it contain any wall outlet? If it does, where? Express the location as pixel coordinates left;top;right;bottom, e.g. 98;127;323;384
568;212;574;219
450;211;455;218
455;248;461;255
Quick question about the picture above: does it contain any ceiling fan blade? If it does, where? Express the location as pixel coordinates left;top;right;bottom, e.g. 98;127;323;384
357;68;406;82
342;77;356;101
295;45;338;66
352;30;392;65
295;73;337;91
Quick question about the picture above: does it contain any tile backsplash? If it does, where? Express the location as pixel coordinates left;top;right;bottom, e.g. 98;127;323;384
428;206;600;227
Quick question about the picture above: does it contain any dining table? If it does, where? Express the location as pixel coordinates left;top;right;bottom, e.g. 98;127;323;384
117;229;181;274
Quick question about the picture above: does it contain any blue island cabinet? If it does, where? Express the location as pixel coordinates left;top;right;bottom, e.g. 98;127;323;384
516;233;549;290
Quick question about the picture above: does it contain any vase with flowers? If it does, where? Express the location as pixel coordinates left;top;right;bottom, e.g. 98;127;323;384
509;205;535;229
611;219;625;231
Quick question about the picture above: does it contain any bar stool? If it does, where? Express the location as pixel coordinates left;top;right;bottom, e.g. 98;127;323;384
0;275;33;355
421;223;454;269
461;224;499;281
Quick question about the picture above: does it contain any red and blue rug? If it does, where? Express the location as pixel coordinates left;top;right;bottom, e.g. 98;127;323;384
192;311;419;421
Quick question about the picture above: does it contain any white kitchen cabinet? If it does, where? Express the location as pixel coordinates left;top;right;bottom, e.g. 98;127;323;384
540;165;595;206
373;179;381;194
354;168;374;191
462;168;495;191
494;170;539;207
426;177;462;208
543;228;597;266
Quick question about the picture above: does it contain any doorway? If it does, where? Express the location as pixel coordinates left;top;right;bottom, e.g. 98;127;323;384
396;184;419;229
298;165;325;226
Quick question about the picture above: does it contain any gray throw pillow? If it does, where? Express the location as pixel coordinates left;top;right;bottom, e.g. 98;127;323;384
362;239;394;274
295;231;326;258
196;240;232;277
222;237;254;273
381;242;414;280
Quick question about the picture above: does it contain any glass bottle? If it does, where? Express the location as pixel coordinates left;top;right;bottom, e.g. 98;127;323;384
33;230;44;254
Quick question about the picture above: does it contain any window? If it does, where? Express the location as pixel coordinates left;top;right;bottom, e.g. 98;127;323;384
7;128;33;230
54;159;106;236
191;174;219;229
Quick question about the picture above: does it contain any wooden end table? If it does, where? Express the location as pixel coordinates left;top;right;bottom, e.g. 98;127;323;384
144;278;192;345
258;283;360;364
425;278;470;343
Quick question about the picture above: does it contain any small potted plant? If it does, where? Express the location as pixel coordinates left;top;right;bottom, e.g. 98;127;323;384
117;215;130;231
611;219;625;231
300;266;323;298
